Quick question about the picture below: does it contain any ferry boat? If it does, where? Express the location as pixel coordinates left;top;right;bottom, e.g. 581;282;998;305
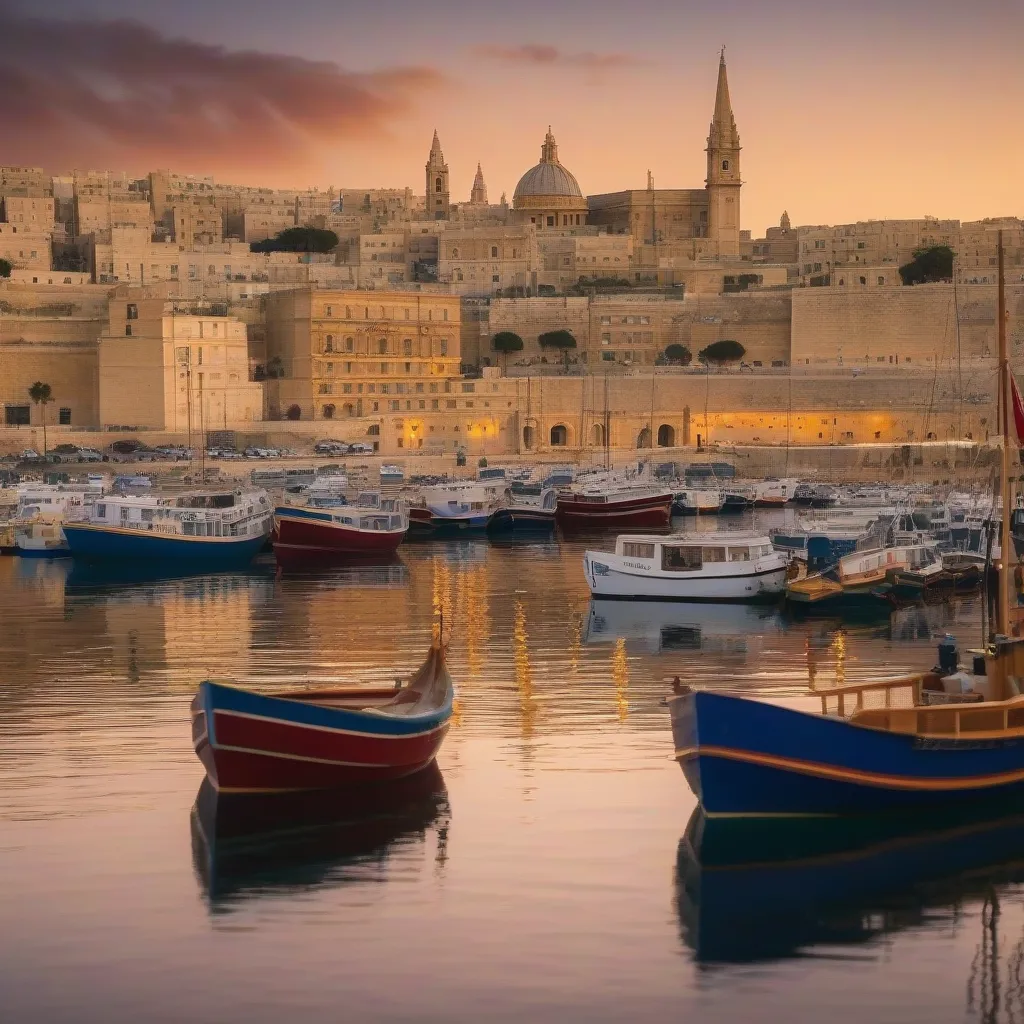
487;482;557;534
408;483;503;537
583;532;788;602
10;481;105;557
62;490;272;566
785;544;933;606
274;491;408;561
556;485;673;532
672;489;723;516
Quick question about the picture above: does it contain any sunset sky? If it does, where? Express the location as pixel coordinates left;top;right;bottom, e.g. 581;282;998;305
3;0;1022;235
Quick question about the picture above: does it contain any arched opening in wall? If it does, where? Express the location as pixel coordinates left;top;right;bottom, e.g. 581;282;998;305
636;427;651;448
657;424;676;447
550;424;568;447
285;404;301;421
343;403;355;417
523;426;535;450
322;404;335;419
591;422;605;447
367;424;380;436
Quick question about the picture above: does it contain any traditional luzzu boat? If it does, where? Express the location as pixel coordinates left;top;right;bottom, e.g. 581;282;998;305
191;642;454;792
273;491;408;561
669;232;1024;817
62;490;272;566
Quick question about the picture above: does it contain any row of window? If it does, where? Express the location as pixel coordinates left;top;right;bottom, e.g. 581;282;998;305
322;336;448;356
599;315;651;326
528;214;584;228
318;304;450;322
3;405;72;425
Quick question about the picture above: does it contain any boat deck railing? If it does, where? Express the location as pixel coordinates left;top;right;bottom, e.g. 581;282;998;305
814;675;924;718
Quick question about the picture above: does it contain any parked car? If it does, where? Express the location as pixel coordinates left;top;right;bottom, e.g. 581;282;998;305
108;439;147;455
77;447;104;463
48;443;82;463
347;442;373;454
314;440;348;455
155;445;191;461
18;449;41;460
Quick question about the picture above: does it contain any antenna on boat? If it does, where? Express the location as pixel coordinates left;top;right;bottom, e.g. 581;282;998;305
997;229;1013;639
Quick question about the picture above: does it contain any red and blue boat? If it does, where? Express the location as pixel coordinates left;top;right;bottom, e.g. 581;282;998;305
192;643;454;792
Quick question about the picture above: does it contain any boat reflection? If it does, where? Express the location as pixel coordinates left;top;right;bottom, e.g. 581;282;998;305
583;598;785;655
272;557;409;589
64;558;277;595
675;803;1024;964
190;763;450;910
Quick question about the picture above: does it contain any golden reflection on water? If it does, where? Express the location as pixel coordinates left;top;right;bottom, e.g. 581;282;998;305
612;637;630;723
513;598;537;740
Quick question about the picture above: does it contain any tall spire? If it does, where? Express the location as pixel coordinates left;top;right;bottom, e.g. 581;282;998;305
710;50;738;144
470;162;488;205
425;129;450;221
430;129;444;159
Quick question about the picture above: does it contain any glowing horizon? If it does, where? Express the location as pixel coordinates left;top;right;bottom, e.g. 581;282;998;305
2;0;1021;235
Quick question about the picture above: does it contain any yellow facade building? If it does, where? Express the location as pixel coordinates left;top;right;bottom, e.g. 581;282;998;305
98;288;263;431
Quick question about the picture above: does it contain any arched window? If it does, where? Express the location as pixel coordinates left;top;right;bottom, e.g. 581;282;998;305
435;177;443;193
324;335;334;353
403;338;413;356
491;246;498;258
345;336;354;352
378;338;387;354
550;424;568;446
591;422;605;447
657;424;676;447
722;159;730;171
322;404;335;419
343;403;355;417
636;427;652;448
367;424;380;436
523;425;535;449
452;247;459;259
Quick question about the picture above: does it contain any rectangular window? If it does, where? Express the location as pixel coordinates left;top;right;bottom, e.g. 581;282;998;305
431;399;439;410
461;383;475;393
662;546;702;571
390;400;400;411
126;303;138;320
446;399;456;409
342;383;352;394
622;542;655;559
728;546;750;562
58;407;71;425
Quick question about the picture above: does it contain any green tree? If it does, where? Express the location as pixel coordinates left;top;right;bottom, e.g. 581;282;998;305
664;343;692;365
28;381;52;455
0;258;11;278
250;227;339;254
699;339;746;364
492;331;524;371
899;246;955;286
538;329;577;369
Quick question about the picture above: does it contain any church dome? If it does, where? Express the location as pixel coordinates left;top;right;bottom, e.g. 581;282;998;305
513;128;583;200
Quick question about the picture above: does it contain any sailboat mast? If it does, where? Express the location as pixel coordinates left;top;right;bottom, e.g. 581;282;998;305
997;229;1013;636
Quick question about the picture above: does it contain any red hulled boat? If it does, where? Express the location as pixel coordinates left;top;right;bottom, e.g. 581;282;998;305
191;643;454;792
273;491;408;562
555;485;673;531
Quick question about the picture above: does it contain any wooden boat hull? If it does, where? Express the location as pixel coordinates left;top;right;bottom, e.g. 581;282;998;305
273;510;406;560
63;523;267;566
192;648;453;793
486;507;556;533
556;493;672;531
670;689;1024;816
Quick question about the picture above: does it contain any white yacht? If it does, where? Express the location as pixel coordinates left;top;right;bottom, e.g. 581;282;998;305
583;532;788;601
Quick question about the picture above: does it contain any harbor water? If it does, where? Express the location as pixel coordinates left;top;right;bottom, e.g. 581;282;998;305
1;517;1018;1023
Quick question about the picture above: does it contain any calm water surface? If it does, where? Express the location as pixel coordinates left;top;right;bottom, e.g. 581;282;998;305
1;517;1021;1023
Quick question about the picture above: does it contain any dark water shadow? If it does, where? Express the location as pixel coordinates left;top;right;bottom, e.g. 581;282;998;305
190;764;450;912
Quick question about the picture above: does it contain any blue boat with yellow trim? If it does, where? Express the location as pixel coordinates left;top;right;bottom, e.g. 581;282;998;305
62;490;273;567
669;234;1024;818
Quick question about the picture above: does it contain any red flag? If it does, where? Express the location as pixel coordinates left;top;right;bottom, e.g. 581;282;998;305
1013;373;1024;448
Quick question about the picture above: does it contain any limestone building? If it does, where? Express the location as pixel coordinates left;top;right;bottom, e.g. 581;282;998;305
587;53;741;261
263;288;462;426
98;288;263;430
511;128;588;231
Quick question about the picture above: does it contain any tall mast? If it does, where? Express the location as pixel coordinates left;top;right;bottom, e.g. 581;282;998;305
997;229;1012;636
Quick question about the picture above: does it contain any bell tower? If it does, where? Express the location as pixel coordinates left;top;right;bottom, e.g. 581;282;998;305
470;163;488;205
705;50;742;258
426;130;450;221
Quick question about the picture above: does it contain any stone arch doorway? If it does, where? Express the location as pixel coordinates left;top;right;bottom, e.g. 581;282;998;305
636;426;651;448
285;404;301;421
591;422;605;447
322;403;335;420
550;424;568;447
523;425;535;450
657;423;675;447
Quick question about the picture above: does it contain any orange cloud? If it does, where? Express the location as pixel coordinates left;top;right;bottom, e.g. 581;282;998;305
0;10;445;177
472;44;641;70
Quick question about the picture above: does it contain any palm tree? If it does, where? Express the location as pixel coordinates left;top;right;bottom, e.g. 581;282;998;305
28;381;52;456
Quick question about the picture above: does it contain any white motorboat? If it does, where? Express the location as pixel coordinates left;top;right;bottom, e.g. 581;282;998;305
672;488;723;515
583;532;788;602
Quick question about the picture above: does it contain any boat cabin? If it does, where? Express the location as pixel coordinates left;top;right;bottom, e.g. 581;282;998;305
615;533;774;572
87;492;271;538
